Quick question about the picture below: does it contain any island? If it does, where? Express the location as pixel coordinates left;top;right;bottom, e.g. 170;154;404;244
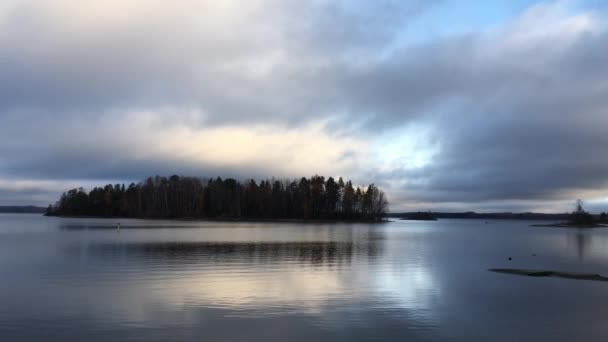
45;175;388;222
531;200;608;228
399;211;437;221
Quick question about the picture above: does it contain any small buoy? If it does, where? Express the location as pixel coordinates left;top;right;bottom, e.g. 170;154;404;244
508;257;512;261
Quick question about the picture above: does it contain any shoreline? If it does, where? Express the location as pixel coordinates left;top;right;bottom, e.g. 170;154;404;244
531;222;608;228
400;218;438;221
46;214;389;224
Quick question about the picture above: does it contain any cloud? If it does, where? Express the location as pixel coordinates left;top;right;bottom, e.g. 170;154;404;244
0;109;367;179
0;0;436;123
360;2;608;211
1;1;608;212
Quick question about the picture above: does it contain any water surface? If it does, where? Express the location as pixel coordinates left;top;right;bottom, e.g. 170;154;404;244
2;214;608;341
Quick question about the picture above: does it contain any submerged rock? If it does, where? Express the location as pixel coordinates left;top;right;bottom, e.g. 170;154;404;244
489;268;608;282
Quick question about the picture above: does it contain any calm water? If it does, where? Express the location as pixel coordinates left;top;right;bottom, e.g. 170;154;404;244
2;214;608;341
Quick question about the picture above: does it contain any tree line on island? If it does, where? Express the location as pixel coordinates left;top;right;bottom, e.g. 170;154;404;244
46;175;388;221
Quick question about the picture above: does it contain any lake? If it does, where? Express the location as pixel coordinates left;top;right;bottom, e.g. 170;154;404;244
2;213;608;341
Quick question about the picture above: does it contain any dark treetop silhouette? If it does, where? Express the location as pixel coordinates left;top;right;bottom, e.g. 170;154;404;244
569;199;595;226
46;175;388;221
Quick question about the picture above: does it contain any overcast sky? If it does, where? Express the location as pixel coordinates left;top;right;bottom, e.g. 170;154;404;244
1;0;607;212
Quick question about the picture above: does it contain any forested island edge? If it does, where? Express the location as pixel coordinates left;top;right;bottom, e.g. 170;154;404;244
46;175;388;222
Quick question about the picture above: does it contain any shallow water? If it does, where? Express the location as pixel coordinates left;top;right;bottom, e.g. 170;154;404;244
1;213;608;341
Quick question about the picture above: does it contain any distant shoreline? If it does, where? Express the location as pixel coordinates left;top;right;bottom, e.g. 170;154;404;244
0;206;46;214
388;211;571;220
531;222;608;228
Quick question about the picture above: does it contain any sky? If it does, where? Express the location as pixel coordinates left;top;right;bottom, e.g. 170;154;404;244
1;0;608;212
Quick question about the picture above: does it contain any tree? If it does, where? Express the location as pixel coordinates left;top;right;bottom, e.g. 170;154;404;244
342;181;355;218
310;175;325;218
325;177;339;218
364;184;388;221
570;199;594;225
297;177;311;218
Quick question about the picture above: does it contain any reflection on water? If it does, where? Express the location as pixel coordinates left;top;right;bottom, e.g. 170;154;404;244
4;214;608;341
571;230;591;261
59;240;393;317
65;241;367;265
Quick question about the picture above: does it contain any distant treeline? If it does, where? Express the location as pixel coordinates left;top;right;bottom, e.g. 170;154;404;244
389;212;572;220
46;175;388;221
0;206;46;214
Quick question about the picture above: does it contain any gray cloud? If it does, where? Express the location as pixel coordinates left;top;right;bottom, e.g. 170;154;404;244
1;1;608;211
364;7;608;209
0;0;437;122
